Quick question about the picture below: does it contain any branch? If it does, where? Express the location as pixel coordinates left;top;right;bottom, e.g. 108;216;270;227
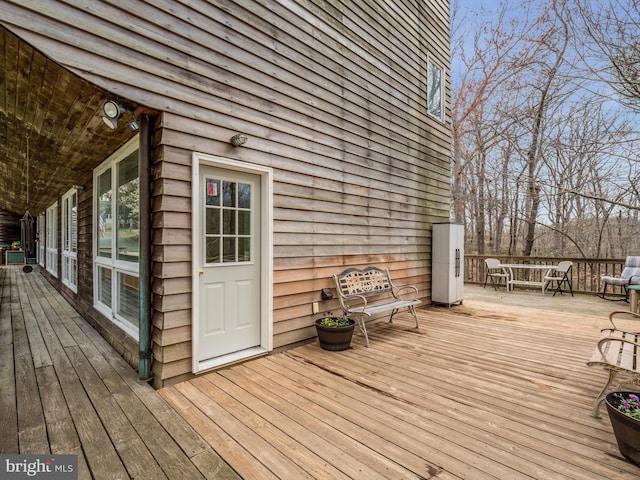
561;187;640;211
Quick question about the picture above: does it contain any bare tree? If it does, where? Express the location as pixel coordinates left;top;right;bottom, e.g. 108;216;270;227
451;0;640;258
574;0;640;109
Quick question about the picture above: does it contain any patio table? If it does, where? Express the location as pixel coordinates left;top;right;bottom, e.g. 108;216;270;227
499;263;557;294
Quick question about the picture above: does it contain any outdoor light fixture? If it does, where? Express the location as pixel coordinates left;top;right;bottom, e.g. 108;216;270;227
230;133;248;147
127;111;139;132
101;100;124;129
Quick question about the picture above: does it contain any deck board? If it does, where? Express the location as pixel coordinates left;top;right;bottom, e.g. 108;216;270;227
162;286;640;479
0;266;239;479
4;263;640;479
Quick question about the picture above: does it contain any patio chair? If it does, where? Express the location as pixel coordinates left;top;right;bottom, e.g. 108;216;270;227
599;256;640;301
483;258;509;291
543;261;573;296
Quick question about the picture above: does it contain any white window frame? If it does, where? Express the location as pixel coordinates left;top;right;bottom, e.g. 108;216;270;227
427;58;445;122
37;213;45;267
61;188;78;292
45;203;58;277
93;136;140;340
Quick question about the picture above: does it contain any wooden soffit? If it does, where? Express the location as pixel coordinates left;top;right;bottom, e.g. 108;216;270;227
0;26;137;217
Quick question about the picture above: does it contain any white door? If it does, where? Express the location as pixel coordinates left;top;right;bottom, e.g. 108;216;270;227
197;166;261;362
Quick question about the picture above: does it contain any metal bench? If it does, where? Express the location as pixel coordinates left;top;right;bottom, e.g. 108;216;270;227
587;310;640;417
332;267;421;347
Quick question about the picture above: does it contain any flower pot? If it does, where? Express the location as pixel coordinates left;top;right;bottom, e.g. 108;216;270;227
314;319;356;351
605;391;640;466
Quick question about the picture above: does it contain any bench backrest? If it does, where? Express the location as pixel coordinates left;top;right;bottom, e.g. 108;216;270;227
334;267;392;297
622;256;640;282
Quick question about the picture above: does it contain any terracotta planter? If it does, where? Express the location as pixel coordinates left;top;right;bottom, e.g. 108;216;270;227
605;391;640;466
314;319;356;351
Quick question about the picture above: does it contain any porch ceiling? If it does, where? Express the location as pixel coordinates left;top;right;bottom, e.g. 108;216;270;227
0;26;136;217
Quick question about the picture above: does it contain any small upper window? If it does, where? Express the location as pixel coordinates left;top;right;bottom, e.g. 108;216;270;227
427;59;444;121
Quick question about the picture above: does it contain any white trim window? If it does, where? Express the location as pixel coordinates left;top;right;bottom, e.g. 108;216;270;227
61;188;78;292
45;203;58;277
37;213;45;267
93;136;140;340
427;58;444;121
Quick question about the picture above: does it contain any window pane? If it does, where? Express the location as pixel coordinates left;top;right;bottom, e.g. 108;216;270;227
98;169;112;258
223;209;235;235
238;237;251;262
238;210;250;235
206;179;220;205
238;183;251;208
223;237;236;262
206;208;220;235
71;192;78;253
117;151;139;263
427;61;443;119
118;273;140;329
223;181;236;207
99;267;112;308
206;237;220;263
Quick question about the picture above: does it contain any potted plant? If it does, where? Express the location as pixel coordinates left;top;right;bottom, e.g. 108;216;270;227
605;391;640;466
314;311;355;351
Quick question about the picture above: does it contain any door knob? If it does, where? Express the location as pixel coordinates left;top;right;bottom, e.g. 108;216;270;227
198;269;204;276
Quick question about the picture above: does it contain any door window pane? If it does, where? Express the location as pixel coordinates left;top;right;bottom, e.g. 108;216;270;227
206;237;220;263
206;208;220;235
206;179;220;205
238;237;251;262
238;183;251;208
223;181;236;207
223;237;236;263
204;177;252;264
238;210;250;235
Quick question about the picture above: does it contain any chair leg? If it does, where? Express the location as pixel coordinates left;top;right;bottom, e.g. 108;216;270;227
600;283;626;301
592;369;617;418
354;312;370;348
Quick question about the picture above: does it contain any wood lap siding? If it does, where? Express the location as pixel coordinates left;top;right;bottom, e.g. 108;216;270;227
3;0;451;386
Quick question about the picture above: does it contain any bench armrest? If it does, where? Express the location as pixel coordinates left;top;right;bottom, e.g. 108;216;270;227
608;310;640;332
393;284;419;300
597;335;640;359
340;293;368;311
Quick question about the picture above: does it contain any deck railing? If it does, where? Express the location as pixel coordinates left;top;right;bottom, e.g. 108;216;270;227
464;255;627;296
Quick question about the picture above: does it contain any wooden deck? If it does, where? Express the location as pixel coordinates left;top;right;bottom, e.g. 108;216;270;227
0;266;239;479
161;285;640;479
4;264;640;479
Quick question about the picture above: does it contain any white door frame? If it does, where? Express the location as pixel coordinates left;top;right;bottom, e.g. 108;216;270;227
191;153;273;373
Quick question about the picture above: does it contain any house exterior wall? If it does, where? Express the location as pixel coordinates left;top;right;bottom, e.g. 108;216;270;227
1;0;452;387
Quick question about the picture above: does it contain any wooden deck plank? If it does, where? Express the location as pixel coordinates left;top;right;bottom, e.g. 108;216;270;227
7;267;640;479
159;385;266;480
0;343;18;453
65;345;168;479
34;365;91;479
296;342;622;479
11;270;49;454
215;363;436;479
0;269;18;453
3;267;236;479
51;288;236;479
15;271;52;369
174;380;312;479
162;286;640;480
